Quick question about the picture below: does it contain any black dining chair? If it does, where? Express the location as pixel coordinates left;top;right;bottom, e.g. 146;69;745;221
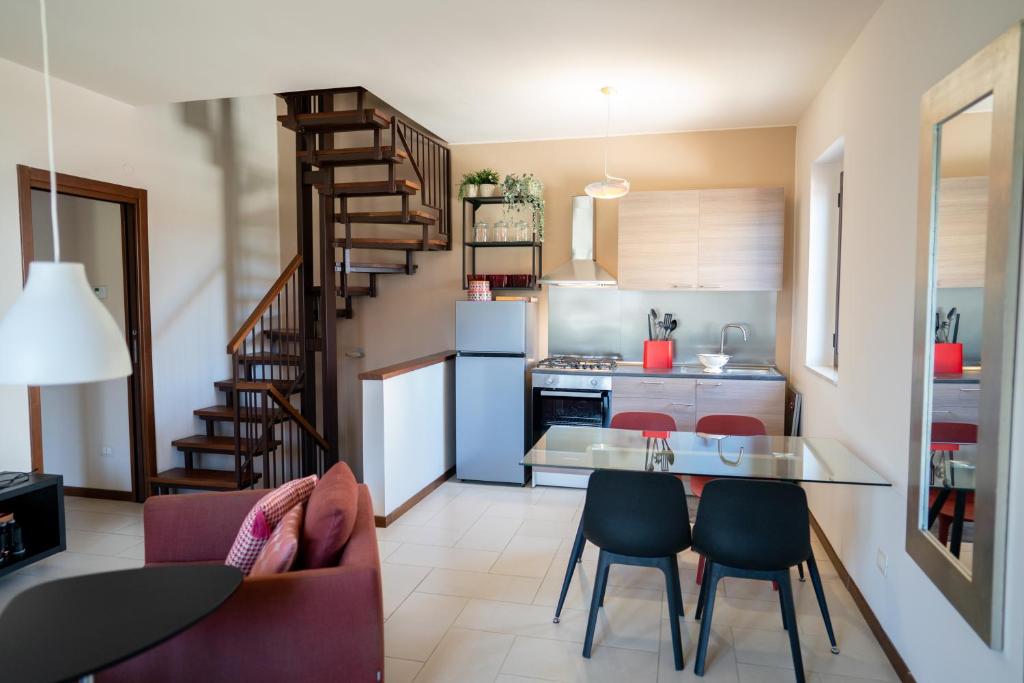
578;469;691;670
692;478;837;682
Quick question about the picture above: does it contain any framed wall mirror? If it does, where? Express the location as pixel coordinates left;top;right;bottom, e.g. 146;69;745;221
908;22;1023;648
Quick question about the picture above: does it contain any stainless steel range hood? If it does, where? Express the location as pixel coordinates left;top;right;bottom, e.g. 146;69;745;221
539;195;617;287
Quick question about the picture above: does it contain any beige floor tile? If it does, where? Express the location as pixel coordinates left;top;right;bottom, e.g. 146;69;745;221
379;539;402;560
18;551;142;580
455;598;589;643
384;592;468;662
491;535;561;578
488;501;578;522
415;627;516;683
385;657;422;683
388;543;499;572
730;626;808;671
64;509;139;534
115;541;147;560
536;487;585;507
378;523;465;547
66;529;144;556
456;515;524;552
591;592;665;653
723;578;777;602
534;562;665;614
423;499;495;532
518;518;580;540
501;635;659;682
110;519;145;537
63;497;143;516
693;596;788;632
736;663;808;682
495;676;549;683
799;630;898;682
382;562;432;619
418;568;541;604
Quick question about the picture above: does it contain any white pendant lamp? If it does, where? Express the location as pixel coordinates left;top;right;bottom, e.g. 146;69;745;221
585;87;630;200
0;0;132;386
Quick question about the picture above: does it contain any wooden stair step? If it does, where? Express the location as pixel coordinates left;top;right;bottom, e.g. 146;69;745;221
335;237;449;251
171;435;278;455
300;146;407;167
335;261;416;274
236;352;302;366
278;108;390;133
214;378;302;395
335;209;438;225
150;468;260;492
321;179;421;196
193;405;285;423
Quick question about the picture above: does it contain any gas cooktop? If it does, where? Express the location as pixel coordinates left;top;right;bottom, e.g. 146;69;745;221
536;356;618;371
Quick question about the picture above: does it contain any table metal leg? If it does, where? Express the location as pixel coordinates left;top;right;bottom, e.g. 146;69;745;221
927;488;951;529
949;491;967;558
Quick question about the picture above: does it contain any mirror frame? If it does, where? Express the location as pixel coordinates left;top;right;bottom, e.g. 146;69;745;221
908;21;1024;648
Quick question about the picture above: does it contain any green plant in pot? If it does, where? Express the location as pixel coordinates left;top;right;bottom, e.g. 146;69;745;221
476;168;500;197
458;172;480;200
500;173;545;242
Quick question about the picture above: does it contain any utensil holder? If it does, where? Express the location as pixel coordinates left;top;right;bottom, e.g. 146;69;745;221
643;340;673;369
934;342;963;374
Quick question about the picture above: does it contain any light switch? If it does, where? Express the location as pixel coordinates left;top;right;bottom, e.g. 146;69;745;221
93;286;108;300
101;446;113;457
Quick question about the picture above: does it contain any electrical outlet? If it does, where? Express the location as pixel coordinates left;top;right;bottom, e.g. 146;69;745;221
93;286;108;300
876;548;888;577
101;446;113;458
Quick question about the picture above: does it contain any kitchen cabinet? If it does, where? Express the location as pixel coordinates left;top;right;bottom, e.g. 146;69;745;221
695;378;785;434
617;187;784;291
617;191;699;290
698;188;784;290
932;381;980;425
611;376;783;434
935;177;988;289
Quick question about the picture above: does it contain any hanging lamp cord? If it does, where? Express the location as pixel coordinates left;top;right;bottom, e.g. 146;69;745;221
39;0;60;263
602;91;611;180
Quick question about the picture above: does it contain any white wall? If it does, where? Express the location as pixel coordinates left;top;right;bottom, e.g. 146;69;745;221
362;359;455;517
790;2;1024;681
0;57;281;475
33;191;133;491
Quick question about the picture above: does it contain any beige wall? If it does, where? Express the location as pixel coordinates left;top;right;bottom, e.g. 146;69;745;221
280;124;796;467
789;1;1023;680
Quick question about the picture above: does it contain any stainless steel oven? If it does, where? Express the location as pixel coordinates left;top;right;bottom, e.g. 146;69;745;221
531;372;611;442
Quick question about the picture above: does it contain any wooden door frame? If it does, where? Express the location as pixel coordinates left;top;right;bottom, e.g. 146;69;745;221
16;165;156;502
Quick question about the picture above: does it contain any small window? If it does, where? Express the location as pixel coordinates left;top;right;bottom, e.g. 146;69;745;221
805;138;845;381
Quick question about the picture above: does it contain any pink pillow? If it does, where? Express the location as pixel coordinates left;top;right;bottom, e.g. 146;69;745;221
301;463;359;569
226;475;317;575
250;502;304;577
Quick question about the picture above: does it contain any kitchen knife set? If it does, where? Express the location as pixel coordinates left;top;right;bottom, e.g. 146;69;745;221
935;307;961;343
648;308;678;341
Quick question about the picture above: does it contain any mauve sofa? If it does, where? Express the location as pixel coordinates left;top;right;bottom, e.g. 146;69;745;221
98;483;383;682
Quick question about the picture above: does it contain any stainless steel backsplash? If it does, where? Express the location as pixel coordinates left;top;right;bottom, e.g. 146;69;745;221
547;287;777;364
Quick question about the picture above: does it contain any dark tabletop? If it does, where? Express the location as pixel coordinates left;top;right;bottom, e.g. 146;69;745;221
0;564;241;683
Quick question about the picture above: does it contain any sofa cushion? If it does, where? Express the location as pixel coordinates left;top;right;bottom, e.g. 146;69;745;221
301;463;359;568
226;475;317;575
249;502;305;576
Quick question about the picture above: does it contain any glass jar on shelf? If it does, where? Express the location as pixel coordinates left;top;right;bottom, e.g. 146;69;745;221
473;221;489;243
513;220;530;243
493;220;509;242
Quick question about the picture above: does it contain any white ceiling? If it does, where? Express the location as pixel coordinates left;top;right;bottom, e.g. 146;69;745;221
0;0;881;144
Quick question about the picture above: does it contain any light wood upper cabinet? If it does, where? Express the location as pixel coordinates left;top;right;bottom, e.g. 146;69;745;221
617;187;784;291
936;176;987;288
698;188;784;290
617;191;699;290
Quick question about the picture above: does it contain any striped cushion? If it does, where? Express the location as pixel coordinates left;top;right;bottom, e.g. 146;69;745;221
249;502;305;576
226;475;317;575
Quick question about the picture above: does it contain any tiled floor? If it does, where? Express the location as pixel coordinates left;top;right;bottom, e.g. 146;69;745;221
0;487;898;683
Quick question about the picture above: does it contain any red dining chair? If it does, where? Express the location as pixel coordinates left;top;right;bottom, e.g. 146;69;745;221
551;411;678;625
929;422;977;546
610;411;678;432
692;415;768;586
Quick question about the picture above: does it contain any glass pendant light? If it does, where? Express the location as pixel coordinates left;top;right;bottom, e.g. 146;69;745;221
585;87;630;200
0;0;132;386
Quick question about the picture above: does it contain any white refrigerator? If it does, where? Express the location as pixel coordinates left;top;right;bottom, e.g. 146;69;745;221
455;301;538;484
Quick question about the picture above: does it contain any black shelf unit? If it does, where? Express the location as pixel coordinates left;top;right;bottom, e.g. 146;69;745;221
0;473;65;579
462;196;542;290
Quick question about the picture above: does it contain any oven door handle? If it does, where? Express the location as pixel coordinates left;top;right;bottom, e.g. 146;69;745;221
539;390;604;399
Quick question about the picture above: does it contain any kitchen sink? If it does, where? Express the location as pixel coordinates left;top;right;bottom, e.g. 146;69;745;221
680;364;778;376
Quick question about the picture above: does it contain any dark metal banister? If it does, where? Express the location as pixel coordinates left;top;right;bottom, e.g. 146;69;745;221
227;254;303;354
392;116;451;240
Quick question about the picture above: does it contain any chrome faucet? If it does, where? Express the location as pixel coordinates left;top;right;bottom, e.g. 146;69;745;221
720;323;749;355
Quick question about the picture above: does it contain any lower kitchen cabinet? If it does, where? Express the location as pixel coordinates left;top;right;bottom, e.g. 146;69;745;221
695;378;785;434
610;376;785;435
932;382;980;425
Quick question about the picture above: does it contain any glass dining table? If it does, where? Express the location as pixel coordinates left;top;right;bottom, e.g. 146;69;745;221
522;426;891;487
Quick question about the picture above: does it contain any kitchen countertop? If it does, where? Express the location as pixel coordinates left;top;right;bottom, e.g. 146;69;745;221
533;363;785;381
934;367;981;384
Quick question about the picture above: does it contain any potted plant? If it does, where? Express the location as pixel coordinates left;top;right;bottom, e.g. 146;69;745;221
458;172;480;200
477;168;500;197
500;173;545;241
